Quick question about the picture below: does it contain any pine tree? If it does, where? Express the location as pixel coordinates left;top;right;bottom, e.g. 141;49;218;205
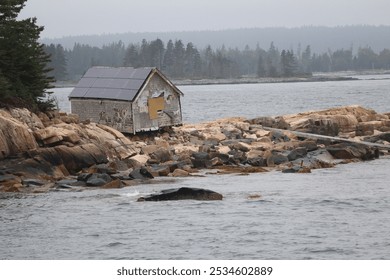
44;44;67;80
162;40;175;76
123;44;141;67
0;0;55;111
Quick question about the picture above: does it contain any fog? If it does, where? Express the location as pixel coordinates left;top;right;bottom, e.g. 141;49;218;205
20;0;390;38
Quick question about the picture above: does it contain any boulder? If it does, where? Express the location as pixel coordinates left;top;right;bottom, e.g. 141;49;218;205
54;144;108;174
266;153;289;166
248;116;289;129
232;141;252;152
151;165;171;176
364;132;390;143
171;169;189;177
101;179;123;189
327;143;377;160
287;147;308;161
129;154;150;166
129;167;154;180
86;173;112;186
33;126;81;145
0;111;38;159
191;152;211;168
149;147;172;163
137;187;223;201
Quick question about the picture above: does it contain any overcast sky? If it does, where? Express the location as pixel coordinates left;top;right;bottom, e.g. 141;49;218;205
19;0;390;38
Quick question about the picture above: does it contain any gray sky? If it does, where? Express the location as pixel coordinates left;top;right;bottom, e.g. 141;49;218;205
20;0;390;38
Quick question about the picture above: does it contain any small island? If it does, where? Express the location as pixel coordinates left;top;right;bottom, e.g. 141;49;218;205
1;105;389;193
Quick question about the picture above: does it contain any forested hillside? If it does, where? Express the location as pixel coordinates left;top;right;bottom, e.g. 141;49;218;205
45;38;390;82
43;26;390;53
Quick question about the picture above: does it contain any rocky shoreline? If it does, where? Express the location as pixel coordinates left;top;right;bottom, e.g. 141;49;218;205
1;105;390;193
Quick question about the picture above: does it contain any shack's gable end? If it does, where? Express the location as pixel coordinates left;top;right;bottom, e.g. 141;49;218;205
133;73;182;132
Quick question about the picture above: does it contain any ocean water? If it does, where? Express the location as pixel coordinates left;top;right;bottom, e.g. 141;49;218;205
1;75;390;259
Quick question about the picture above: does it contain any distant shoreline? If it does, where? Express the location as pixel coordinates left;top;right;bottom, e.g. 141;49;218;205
53;75;356;88
53;70;390;88
173;75;358;86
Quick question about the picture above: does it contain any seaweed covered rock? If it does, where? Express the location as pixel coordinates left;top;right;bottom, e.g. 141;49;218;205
137;187;223;201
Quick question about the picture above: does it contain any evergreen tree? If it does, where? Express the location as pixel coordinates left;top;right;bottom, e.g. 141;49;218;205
44;44;67;80
149;39;165;69
355;47;378;70
123;44;141;67
162;40;174;75
301;45;312;74
331;48;353;71
378;49;390;69
280;50;297;77
266;42;280;77
0;0;55;111
172;40;185;78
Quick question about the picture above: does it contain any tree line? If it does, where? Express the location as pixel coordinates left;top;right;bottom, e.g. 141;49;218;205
46;39;390;82
1;0;54;111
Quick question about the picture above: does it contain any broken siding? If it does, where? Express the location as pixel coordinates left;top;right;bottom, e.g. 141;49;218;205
71;99;134;133
133;73;182;132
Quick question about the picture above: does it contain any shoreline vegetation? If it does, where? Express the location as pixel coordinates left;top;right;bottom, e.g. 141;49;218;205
1;105;389;195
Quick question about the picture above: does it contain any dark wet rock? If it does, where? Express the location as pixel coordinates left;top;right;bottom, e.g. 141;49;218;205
129;167;154;180
191;152;211;168
26;144;108;175
86;173;112;186
228;149;247;164
298;140;318;152
89;163;117;174
307;119;340;136
232;141;252;152
55;184;75;190
137;187;223;201
221;128;243;140
270;131;290;143
214;152;230;164
327;143;377;160
192;152;210;160
77;173;93;182
0;174;20;184
56;178;78;185
150;165;171;176
364;132;390;144
55;144;108;174
287;147;308;161
246;157;267;167
266;153;289;166
22;179;47;187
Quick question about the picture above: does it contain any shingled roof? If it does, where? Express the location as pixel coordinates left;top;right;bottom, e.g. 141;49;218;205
69;67;157;101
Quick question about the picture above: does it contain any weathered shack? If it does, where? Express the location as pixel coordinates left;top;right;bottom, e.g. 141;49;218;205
69;67;183;134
